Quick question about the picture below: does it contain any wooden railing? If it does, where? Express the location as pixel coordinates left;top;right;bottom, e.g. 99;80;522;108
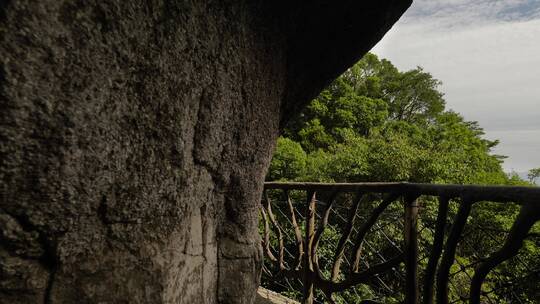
260;182;540;304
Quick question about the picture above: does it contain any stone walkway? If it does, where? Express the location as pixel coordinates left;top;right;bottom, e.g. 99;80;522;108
255;287;299;304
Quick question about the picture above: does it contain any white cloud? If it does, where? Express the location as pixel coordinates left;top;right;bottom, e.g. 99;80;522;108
404;0;540;27
372;0;540;172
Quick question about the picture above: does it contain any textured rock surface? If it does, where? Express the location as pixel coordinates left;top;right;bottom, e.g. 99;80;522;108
0;1;411;303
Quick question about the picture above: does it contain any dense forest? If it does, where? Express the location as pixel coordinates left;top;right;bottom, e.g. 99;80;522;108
263;54;539;303
269;53;519;185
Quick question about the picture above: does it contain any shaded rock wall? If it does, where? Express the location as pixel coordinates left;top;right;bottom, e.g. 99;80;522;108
0;1;411;303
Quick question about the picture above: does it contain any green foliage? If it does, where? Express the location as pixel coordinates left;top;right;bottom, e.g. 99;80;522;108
528;167;540;184
273;53;508;185
267;137;307;181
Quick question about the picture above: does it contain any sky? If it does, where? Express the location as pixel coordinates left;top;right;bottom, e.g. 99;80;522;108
372;0;540;173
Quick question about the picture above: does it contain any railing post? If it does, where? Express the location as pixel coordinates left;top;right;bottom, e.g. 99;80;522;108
404;195;419;304
303;191;316;304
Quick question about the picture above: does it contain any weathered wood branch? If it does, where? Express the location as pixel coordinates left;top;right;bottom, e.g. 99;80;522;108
265;191;287;270
312;191;339;281
260;205;277;262
436;198;473;304
422;196;450;304
469;202;540;304
331;191;365;281
352;193;400;272
325;254;404;293
286;191;304;270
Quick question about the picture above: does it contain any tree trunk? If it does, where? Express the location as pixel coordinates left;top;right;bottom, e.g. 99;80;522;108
0;1;410;303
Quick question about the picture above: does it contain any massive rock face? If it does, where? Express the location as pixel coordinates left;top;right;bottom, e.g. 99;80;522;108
0;1;411;303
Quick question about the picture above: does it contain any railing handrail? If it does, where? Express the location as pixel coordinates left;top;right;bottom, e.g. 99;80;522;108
264;181;540;204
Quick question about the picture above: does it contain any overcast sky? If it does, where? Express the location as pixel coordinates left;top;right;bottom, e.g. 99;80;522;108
372;0;540;173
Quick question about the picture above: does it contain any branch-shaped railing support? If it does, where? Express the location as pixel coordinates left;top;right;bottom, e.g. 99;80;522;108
312;191;338;280
265;191;287;270
422;196;449;304
436;197;473;304
260;206;277;262
351;193;400;273
331;191;364;281
303;191;316;304
286;191;304;270
469;202;540;304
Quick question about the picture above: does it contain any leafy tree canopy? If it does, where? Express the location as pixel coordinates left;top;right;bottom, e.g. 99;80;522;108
272;53;508;185
528;167;540;184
